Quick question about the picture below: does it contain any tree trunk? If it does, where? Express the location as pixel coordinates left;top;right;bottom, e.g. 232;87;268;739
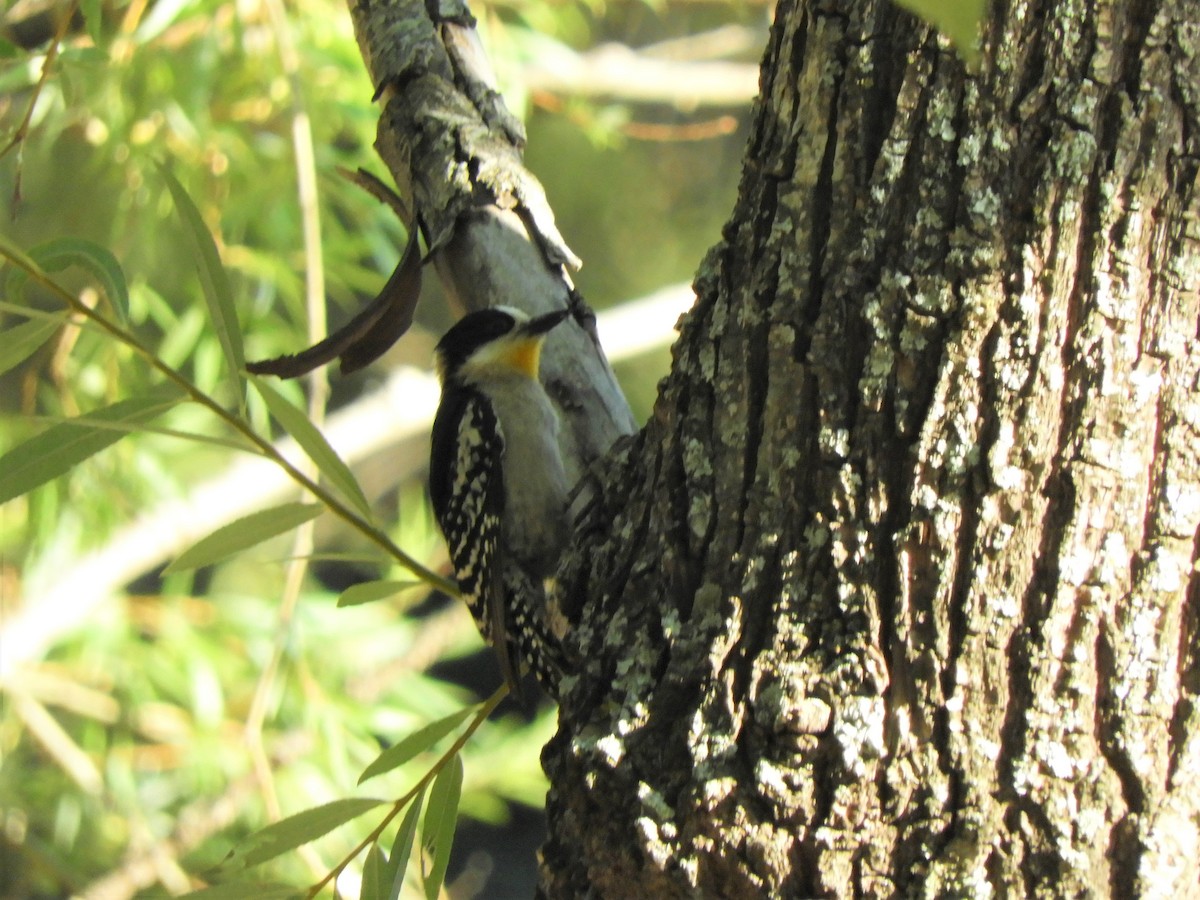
543;0;1200;896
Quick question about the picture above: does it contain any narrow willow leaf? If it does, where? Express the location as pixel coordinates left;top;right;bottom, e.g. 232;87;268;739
360;844;387;900
337;580;418;608
0;315;66;376
159;165;245;393
0;390;180;505
164;502;323;573
358;707;475;786
251;375;372;518
891;0;985;69
384;788;426;900
422;756;463;900
28;237;130;322
20;416;259;454
180;883;301;900
221;798;384;871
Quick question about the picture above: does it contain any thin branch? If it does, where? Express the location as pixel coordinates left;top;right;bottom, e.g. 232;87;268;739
0;248;446;587
301;685;508;899
0;285;694;682
0;0;76;209
350;0;636;479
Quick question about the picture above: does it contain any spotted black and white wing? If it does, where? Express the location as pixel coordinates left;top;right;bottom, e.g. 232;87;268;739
429;388;521;692
430;385;574;699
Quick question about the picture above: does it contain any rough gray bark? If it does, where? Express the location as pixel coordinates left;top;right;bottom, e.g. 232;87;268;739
545;0;1200;896
346;0;635;485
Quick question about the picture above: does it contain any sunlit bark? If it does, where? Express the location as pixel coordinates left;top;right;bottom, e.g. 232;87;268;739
544;0;1200;895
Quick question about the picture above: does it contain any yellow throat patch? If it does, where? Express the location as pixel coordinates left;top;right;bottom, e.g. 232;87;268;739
504;338;544;379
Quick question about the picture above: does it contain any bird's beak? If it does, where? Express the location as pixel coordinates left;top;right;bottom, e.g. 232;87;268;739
521;308;570;337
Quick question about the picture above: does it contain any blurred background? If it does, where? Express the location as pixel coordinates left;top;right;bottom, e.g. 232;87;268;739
0;0;766;895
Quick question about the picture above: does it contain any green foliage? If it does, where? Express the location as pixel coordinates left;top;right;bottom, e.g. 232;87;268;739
181;884;303;900
0;31;529;894
384;790;426;899
359;844;389;900
0;167;544;896
891;0;986;69
0;388;182;504
359;707;476;786
9;236;130;321
0;0;746;894
165;502;325;573
161;165;246;403
250;375;372;519
336;579;420;608
420;755;464;900
219;798;387;871
0;312;66;375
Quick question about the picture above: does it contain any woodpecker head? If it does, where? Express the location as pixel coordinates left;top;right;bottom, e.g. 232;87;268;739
434;306;569;385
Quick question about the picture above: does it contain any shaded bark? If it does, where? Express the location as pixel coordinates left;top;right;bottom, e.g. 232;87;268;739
347;0;635;487
544;0;1200;896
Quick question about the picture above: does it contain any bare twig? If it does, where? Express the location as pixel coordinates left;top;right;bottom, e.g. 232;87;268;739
1;0;75;210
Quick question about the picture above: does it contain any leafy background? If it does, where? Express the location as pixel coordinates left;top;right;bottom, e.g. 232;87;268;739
0;0;762;895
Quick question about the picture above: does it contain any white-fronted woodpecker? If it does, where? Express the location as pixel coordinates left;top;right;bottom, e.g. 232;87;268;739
429;306;572;698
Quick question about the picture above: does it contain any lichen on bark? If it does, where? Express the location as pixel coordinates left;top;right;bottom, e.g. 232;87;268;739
544;0;1200;896
347;0;634;486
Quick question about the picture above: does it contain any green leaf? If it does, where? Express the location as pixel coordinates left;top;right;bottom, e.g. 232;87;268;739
0;314;66;377
180;884;301;900
384;789;425;900
27;237;130;322
360;843;387;900
0;389;181;505
164;502;323;573
159;165;245;397
891;0;985;69
221;798;384;871
359;707;476;786
337;580;419;608
422;756;463;900
251;375;372;519
79;0;104;43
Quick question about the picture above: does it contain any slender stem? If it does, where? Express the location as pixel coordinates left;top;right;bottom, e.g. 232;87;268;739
0;248;456;594
303;684;509;898
0;1;76;165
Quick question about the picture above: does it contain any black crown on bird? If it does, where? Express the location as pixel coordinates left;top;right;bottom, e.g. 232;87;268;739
434;306;570;382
